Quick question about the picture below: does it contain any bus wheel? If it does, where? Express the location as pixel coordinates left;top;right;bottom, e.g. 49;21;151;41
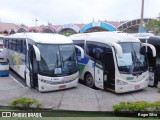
85;73;94;88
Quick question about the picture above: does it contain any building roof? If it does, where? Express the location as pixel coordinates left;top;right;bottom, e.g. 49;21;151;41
75;24;86;28
0;22;19;32
105;21;121;27
52;25;60;29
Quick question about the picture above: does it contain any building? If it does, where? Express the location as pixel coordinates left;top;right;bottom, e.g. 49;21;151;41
0;18;156;36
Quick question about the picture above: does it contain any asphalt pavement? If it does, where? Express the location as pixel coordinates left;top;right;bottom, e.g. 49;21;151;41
0;74;160;111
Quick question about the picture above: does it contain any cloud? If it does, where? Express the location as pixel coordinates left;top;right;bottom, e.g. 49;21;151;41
0;0;160;26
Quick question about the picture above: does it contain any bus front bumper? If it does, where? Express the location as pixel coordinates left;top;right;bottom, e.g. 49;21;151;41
38;78;78;92
115;77;149;93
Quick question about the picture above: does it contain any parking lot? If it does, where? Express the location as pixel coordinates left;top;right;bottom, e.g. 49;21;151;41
0;73;160;111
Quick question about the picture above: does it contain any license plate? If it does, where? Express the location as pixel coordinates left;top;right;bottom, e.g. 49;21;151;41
59;85;66;89
135;85;140;89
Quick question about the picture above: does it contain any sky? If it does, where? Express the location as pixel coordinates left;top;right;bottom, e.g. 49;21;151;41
0;0;160;26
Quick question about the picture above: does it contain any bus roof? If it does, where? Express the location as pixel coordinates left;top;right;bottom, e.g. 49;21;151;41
70;32;140;43
4;33;73;44
133;33;155;39
134;34;160;47
147;36;160;46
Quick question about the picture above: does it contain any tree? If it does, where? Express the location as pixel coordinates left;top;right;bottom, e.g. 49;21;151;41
146;19;160;34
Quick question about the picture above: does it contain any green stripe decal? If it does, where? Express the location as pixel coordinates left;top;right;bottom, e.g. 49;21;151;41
78;63;85;75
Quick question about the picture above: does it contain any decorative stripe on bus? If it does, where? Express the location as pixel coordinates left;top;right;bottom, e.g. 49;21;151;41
77;53;89;64
78;63;85;75
0;70;9;76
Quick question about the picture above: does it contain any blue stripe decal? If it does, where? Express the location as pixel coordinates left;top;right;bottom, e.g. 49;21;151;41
0;70;9;76
0;62;8;65
77;53;89;64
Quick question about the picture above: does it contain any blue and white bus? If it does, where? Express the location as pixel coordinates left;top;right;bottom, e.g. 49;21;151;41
3;33;84;92
70;32;156;93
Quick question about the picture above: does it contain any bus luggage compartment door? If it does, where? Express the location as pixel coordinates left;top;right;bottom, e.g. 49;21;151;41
95;62;104;89
149;67;155;86
25;67;31;87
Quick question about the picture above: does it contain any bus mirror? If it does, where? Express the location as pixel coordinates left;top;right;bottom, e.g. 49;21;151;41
142;43;156;57
33;45;41;61
75;45;84;58
114;43;123;58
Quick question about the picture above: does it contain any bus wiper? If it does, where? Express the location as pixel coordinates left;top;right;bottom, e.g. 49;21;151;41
61;55;64;67
131;51;142;71
56;52;62;68
56;52;59;67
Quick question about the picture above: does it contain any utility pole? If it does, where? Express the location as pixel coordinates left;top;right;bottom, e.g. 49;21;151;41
140;0;144;33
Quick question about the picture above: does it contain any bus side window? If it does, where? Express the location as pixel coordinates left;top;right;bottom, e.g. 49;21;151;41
11;39;13;50
23;40;26;54
8;39;12;49
12;39;16;51
26;44;32;69
86;41;94;58
21;40;23;53
93;42;106;63
3;39;6;48
86;41;105;61
12;39;17;51
17;40;22;53
93;47;104;61
6;39;9;48
9;39;12;50
4;39;8;48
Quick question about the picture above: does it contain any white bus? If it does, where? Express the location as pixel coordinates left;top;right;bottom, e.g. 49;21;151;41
70;32;156;93
3;33;84;92
134;33;160;87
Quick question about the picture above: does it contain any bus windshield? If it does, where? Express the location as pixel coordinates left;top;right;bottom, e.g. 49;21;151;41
37;44;78;76
116;42;148;74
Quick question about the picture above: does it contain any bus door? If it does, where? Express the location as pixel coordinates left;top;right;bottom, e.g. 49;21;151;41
139;38;156;86
25;44;34;88
94;48;104;89
155;48;160;87
103;49;115;91
25;52;31;87
146;46;156;86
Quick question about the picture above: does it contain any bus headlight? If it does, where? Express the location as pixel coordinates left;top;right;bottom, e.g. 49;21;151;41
41;79;47;83
116;80;128;85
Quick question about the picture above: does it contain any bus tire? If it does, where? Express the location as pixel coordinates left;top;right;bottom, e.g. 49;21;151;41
85;73;95;88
